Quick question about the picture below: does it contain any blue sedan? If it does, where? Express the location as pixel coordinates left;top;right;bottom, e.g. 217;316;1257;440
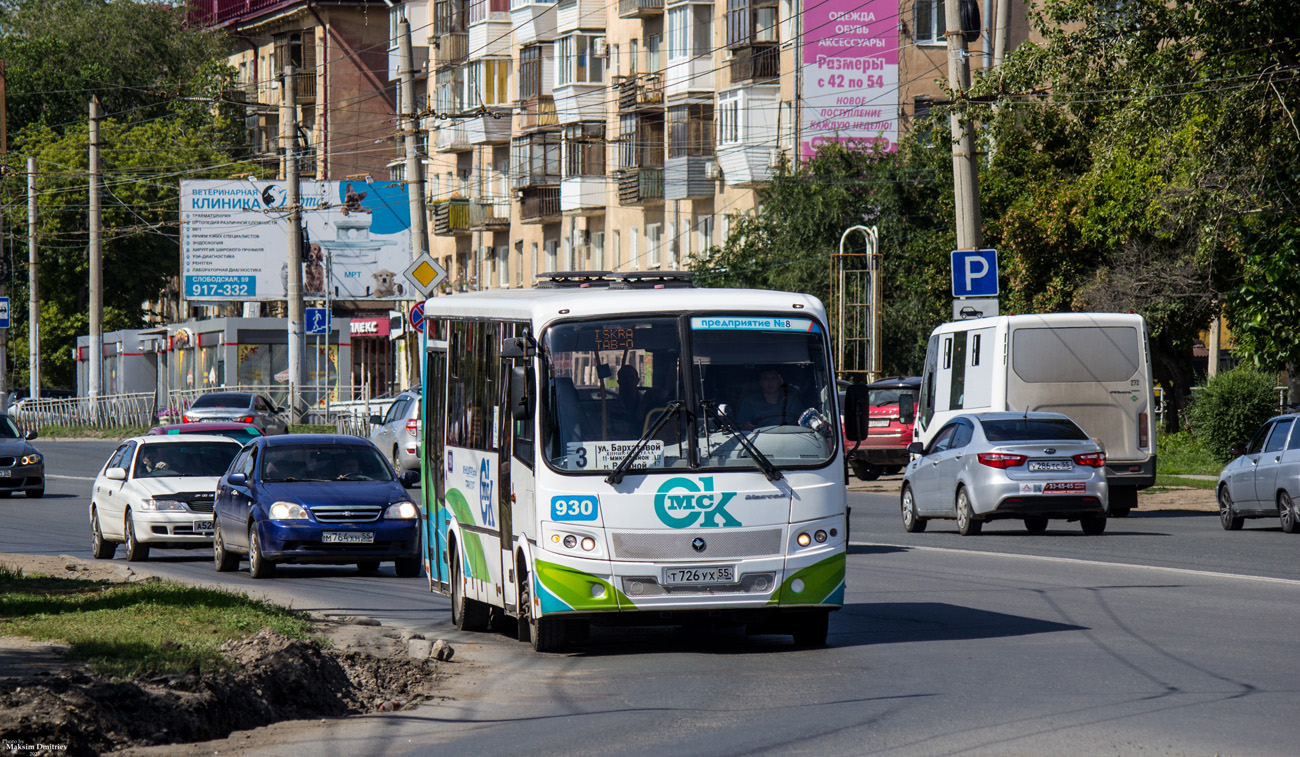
213;434;422;578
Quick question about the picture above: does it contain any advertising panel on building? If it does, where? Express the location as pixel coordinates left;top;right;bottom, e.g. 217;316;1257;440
801;0;899;159
181;180;413;302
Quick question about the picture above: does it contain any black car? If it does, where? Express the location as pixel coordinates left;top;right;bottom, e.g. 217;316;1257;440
0;413;44;498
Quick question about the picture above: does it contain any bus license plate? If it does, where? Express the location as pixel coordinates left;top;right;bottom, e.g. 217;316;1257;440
323;532;374;544
193;520;213;532
1029;460;1072;472
662;565;735;586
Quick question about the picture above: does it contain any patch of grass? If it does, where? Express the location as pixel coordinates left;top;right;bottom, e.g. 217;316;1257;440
0;565;314;679
289;424;337;434
1156;431;1222;476
1154;475;1217;490
37;425;152;439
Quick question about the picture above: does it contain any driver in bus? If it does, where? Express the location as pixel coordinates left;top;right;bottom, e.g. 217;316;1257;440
615;364;648;437
739;367;797;429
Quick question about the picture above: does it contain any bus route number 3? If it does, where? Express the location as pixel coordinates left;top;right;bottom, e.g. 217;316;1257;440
551;495;599;522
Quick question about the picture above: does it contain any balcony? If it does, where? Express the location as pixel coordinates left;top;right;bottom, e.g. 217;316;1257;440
665;155;713;200
470;197;512;229
729;44;779;82
466;112;512;144
617;75;664;113
617;168;664;206
519;97;558;131
618;0;662;18
512;0;558;43
561;177;605;214
519;186;560;223
433;32;468;68
432;199;471;236
434;122;472;152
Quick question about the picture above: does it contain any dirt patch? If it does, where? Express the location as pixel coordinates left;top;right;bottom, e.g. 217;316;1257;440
0;554;449;757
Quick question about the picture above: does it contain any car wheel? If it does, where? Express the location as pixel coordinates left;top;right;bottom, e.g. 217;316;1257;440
1080;514;1107;535
956;487;982;535
90;508;116;560
1109;486;1137;518
1218;487;1244;531
394;557;421;577
900;485;927;533
449;543;489;632
1024;516;1049;534
357;559;381;573
248;523;275;578
213;525;239;572
850;461;881;481
124;511;150;562
791;610;831;647
884;466;904;476
26;486;44;499
1280;492;1300;534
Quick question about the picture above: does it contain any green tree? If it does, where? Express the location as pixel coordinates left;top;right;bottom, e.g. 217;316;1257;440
1187;368;1278;461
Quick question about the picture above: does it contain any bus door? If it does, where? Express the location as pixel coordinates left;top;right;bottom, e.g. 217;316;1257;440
502;327;537;617
425;333;450;593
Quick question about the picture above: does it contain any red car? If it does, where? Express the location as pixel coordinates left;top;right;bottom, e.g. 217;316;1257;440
148;422;264;445
843;376;920;481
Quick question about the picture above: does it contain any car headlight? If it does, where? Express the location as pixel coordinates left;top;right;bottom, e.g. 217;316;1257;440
268;501;309;520
385;500;419;519
144;497;187;512
20;453;41;466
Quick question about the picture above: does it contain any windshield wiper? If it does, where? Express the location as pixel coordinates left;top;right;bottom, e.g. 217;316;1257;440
605;401;684;485
701;401;783;481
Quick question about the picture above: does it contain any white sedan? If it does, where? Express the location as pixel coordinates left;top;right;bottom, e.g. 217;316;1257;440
90;435;244;562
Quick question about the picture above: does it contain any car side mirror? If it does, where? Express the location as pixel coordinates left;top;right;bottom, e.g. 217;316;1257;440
400;469;420;488
907;441;926;456
106;467;127;481
509;365;533;421
842;384;869;441
898;395;916;426
227;472;248;486
370;414;383;425
1229;444;1246;458
23;430;37;441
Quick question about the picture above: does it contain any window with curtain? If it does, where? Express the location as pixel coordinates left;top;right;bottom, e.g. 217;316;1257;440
914;0;947;44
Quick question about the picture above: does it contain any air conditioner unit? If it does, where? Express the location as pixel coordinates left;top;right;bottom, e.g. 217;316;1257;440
593;37;608;57
704;160;720;180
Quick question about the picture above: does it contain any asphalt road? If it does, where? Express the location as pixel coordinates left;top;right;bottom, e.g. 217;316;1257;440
9;439;1300;756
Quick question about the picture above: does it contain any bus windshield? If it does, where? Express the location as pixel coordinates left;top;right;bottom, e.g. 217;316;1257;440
540;314;836;474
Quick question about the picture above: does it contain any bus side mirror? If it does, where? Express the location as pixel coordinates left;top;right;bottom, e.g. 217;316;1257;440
509;366;533;421
843;384;870;441
501;336;534;359
898;394;916;426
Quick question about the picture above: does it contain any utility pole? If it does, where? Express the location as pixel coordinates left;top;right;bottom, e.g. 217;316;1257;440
27;157;38;399
398;18;428;389
282;66;305;423
993;0;1011;67
89;97;103;412
0;59;8;405
945;0;983;250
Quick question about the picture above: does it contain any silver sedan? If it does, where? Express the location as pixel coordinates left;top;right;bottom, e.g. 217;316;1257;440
900;412;1110;536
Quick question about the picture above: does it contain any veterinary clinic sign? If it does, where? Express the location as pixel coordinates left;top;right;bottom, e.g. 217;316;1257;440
800;0;899;160
180;180;413;302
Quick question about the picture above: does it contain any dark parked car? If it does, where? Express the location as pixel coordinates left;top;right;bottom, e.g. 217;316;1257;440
1216;413;1300;532
213;435;422;578
183;392;288;435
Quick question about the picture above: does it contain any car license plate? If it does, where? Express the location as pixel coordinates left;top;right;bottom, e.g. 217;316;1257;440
1029;460;1072;472
193;520;213;532
323;532;374;544
662;565;735;585
868;418;890;428
0;470;10;477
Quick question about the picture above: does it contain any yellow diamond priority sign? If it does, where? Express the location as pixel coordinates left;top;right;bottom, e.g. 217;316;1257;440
403;253;448;298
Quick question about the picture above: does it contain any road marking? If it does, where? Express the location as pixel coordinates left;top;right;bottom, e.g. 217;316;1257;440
853;540;1300;587
46;474;96;482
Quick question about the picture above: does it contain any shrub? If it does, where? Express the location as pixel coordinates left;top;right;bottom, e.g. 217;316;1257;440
1187;368;1278;461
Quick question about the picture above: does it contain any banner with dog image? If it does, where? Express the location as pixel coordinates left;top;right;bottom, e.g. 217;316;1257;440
180;179;413;302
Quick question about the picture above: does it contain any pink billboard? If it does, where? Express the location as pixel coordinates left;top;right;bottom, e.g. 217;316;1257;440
801;0;899;160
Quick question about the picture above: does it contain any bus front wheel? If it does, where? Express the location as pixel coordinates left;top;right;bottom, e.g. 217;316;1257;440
791;610;830;647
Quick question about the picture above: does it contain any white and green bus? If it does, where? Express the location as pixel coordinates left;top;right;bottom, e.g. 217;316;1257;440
418;272;865;651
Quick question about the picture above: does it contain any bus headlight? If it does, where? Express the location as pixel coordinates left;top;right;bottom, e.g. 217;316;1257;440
269;502;309;520
580;537;596;551
563;535;577;549
796;532;811;547
814;530;828;543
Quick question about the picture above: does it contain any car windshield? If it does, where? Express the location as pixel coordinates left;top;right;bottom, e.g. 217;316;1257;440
261;445;393;482
980;418;1089;442
0;417;22;438
190;393;252;409
539;314;835;474
869;388;917;406
134;442;241;478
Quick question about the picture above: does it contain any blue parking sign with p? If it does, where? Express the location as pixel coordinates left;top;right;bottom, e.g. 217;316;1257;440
951;249;999;298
